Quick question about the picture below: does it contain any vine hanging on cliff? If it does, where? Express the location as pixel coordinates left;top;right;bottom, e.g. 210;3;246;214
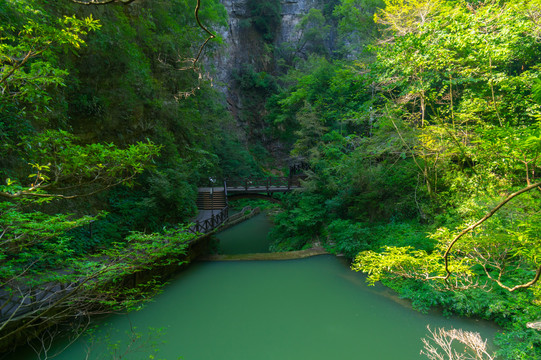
193;0;216;66
171;0;219;99
71;0;218;99
73;0;217;68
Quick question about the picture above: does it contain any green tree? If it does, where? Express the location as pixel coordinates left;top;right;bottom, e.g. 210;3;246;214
0;0;227;354
0;0;100;117
269;1;541;357
247;0;281;42
334;0;384;54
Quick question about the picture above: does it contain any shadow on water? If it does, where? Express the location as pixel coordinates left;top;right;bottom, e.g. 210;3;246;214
216;212;273;254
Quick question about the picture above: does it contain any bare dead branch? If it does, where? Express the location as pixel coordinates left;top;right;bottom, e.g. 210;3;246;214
527;320;541;330
0;293;31;334
27;318;90;360
421;325;495;360
0;264;113;342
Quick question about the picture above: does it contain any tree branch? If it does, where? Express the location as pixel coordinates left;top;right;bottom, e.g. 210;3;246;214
440;180;541;290
0;261;121;341
0;50;39;87
192;0;216;66
484;262;541;292
0;174;136;200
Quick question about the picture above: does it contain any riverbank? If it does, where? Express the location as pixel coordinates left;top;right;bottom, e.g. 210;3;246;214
207;206;329;260
0;205;266;354
20;255;500;360
217;205;261;231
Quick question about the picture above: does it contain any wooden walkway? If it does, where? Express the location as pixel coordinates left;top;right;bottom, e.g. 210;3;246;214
225;176;303;193
190;175;304;234
1;168;309;339
188;207;229;234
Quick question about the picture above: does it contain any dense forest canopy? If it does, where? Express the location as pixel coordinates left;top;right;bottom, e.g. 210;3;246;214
1;0;541;359
0;0;244;352
265;0;541;358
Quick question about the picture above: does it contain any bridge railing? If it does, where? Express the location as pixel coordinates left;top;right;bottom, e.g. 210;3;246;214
224;176;302;192
188;206;229;235
289;162;310;176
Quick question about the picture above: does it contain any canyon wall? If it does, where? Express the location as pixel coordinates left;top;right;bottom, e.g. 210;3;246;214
211;0;330;161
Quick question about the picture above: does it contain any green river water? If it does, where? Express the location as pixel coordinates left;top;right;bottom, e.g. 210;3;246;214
12;213;499;360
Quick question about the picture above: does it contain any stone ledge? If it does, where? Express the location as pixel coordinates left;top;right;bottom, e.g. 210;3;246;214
198;247;328;261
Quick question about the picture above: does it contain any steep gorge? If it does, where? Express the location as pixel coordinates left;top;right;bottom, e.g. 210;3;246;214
211;0;336;166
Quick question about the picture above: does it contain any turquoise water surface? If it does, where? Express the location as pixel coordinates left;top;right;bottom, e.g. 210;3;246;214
12;215;499;360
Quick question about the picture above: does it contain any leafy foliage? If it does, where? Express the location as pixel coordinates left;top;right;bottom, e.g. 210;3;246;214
2;0;541;358
0;0;100;115
267;1;541;358
0;0;233;354
246;0;281;42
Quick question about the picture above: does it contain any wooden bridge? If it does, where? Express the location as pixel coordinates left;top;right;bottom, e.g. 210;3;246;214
224;176;303;194
189;175;304;234
0;166;309;336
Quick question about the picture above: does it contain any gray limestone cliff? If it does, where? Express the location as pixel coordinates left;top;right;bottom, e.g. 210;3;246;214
212;0;328;98
209;0;331;160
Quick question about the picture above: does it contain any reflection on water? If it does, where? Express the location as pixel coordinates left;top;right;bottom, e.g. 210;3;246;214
217;212;273;254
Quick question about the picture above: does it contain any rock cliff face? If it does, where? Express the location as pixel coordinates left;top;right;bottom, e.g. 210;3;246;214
278;0;322;44
213;0;260;86
214;0;324;85
212;0;327;160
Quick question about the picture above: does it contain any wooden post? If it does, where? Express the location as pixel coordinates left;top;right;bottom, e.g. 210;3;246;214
223;179;228;206
89;220;94;238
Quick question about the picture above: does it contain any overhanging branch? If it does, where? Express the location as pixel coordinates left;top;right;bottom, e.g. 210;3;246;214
193;0;216;66
0;173;138;200
440;181;541;290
